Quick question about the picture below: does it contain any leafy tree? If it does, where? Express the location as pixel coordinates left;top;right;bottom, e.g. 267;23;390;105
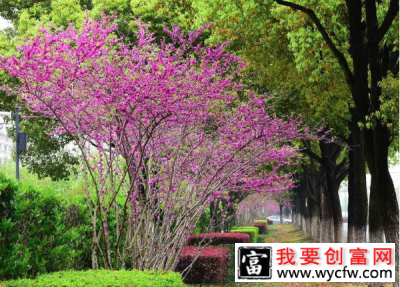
193;0;351;244
270;0;399;283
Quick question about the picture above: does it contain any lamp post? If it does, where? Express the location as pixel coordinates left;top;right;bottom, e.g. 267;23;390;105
14;107;27;180
15;107;19;179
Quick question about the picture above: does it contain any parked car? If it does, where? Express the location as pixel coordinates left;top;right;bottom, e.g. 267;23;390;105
267;215;292;224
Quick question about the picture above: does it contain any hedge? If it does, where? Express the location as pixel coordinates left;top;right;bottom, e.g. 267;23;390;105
2;270;184;287
254;219;268;226
254;222;267;234
0;174;91;280
231;227;259;243
187;232;250;245
175;246;230;284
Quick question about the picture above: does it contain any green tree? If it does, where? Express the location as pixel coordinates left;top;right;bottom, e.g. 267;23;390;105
270;1;399;284
193;0;352;244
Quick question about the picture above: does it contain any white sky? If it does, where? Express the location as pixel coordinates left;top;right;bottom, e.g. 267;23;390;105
0;17;12;30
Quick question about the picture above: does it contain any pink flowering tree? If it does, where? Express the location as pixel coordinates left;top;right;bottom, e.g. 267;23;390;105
236;193;281;226
1;16;318;270
270;189;294;224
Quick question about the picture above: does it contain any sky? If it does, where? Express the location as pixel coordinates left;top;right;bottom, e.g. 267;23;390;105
0;16;12;30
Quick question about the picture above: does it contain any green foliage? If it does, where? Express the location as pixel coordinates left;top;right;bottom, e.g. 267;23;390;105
230;226;259;243
2;270;184;287
0;0;92;21
193;0;350;138
192;207;210;234
131;0;195;37
0;174;91;280
0;163;86;200
359;73;399;164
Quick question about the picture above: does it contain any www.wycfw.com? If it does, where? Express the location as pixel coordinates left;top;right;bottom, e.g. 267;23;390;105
276;266;393;282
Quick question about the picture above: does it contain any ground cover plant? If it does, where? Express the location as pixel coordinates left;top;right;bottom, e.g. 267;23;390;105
1;270;184;287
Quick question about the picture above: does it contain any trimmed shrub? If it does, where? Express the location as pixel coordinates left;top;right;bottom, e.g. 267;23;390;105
231;226;259;243
255;219;268;226
3;270;184;287
175;246;230;284
187;232;250;245
254;222;267;234
255;220;269;232
268;219;273;225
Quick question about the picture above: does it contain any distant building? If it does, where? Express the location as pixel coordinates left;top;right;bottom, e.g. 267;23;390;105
0;132;12;164
0;112;12;165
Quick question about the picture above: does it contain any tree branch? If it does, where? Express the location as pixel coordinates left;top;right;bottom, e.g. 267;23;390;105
335;157;348;175
377;0;399;42
301;148;323;165
275;0;354;89
335;165;349;187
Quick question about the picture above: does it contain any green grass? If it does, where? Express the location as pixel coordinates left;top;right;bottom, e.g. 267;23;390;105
262;224;314;243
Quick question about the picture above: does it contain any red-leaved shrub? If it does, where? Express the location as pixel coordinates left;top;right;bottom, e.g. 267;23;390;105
254;222;267;234
175;246;230;284
268;219;273;225
187;232;250;245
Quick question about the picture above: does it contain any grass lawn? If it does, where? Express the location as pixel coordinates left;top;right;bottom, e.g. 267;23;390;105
261;224;314;243
196;224;370;287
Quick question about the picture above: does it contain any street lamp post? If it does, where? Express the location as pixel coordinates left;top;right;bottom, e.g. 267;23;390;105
15;107;19;179
14;107;27;180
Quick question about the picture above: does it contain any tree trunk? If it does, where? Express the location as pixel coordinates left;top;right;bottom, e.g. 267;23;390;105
292;206;296;224
296;193;302;227
300;188;309;234
279;204;284;224
347;109;368;243
374;124;399;286
320;188;335;243
364;1;399;283
209;200;221;232
308;195;320;242
320;142;344;243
